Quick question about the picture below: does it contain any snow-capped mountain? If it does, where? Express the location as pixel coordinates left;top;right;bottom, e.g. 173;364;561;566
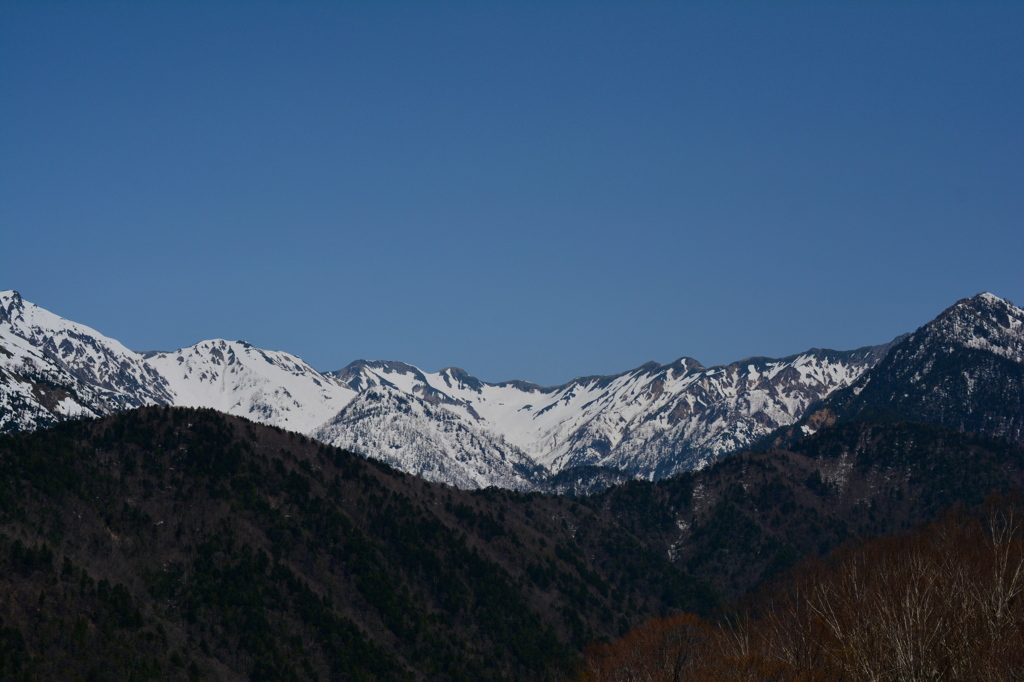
145;340;357;435
923;292;1024;364
0;291;174;431
802;292;1024;444
9;289;1018;490
324;345;893;481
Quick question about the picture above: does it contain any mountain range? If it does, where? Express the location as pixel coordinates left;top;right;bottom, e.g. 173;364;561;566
2;290;1021;490
2;289;1024;679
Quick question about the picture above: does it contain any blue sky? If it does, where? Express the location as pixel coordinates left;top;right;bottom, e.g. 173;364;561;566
2;2;1022;385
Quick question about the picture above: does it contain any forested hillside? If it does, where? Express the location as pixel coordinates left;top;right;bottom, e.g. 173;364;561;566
3;405;1023;679
0;407;710;681
579;497;1024;681
594;420;1024;601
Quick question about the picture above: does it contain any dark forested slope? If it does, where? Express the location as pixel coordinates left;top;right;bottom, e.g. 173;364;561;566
580;496;1024;682
3;402;1023;678
0;406;711;681
593;420;1024;601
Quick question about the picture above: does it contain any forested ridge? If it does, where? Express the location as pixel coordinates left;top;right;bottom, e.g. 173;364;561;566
0;406;710;681
2;406;1023;680
595;420;1024;602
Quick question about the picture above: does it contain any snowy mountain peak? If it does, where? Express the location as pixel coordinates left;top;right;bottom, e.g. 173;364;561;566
437;367;485;393
328;360;424;392
975;291;1007;305
0;290;24;311
947;292;1017;316
929;293;1024;363
805;292;1024;446
145;340;357;433
0;290;174;409
667;357;706;373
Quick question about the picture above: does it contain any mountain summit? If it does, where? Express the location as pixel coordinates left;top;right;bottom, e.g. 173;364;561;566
0;291;174;430
793;292;1024;445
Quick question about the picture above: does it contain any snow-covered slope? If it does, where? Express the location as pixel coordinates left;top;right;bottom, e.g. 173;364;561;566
145;340;356;434
1;291;175;410
314;383;547;490
0;291;174;432
327;345;892;480
0;325;101;432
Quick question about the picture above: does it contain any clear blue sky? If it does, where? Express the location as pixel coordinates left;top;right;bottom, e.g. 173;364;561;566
2;2;1022;385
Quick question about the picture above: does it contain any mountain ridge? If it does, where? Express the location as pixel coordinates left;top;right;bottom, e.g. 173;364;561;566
773;292;1024;448
4;289;1017;489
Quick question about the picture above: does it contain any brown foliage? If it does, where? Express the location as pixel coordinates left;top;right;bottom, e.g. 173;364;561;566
578;612;800;682
581;613;713;681
579;496;1024;681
